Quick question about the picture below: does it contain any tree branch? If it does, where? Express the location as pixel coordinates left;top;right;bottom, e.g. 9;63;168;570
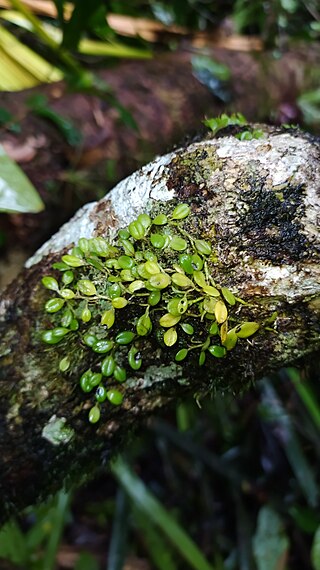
0;124;319;522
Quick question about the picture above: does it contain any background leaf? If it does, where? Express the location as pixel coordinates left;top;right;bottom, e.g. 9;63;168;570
312;525;320;570
0;144;44;213
74;551;100;570
0;520;28;565
111;456;215;570
253;506;289;570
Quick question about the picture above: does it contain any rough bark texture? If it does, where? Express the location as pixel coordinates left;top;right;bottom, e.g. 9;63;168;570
0;124;319;522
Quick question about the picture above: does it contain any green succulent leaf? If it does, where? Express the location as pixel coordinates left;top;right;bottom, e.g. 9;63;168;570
171;203;191;220
152;213;168;225
136;313;152;336
208;345;226;358
107;390;124;406
235;322;260;338
175;348;188;361
42;276;59;291
163;327;178;347
77;279;97;296
88;405;101;424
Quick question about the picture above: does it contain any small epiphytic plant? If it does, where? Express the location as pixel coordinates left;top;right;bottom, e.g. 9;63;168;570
41;203;260;423
203;113;247;135
203;113;264;141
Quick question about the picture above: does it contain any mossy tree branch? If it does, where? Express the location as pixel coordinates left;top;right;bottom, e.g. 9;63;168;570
0;124;319;522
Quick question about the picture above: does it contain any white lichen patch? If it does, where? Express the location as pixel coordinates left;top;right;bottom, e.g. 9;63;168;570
26;153;175;268
215;134;311;186
106;152;175;238
125;363;185;390
26;203;97;267
42;415;75;445
18;355;56;407
249;262;320;300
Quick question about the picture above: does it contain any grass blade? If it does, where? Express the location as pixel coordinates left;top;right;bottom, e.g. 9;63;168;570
1;12;151;59
286;368;320;430
42;490;70;570
111;456;215;570
0;520;28;565
133;507;178;570
107;488;130;570
0;42;36;89
78;38;152;58
259;379;319;507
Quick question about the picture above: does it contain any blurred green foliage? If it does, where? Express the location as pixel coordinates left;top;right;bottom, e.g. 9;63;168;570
0;144;44;213
1;368;320;569
233;0;320;44
1;0;319;89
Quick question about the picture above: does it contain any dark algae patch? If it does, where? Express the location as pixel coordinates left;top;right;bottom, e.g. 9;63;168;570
236;178;308;263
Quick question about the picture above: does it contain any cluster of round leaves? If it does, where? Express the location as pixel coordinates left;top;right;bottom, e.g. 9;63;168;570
41;203;260;423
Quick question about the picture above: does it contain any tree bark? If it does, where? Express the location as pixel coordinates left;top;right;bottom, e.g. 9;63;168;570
0;124;319;522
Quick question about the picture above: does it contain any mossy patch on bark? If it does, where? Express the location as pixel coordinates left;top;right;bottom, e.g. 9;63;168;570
167;145;223;199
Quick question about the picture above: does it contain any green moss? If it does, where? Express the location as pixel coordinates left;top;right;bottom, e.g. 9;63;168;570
167;146;222;199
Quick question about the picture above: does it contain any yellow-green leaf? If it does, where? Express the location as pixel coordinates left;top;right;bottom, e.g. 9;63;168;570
220;321;228;344
202;285;220;297
214;300;228;323
221;287;236;306
172;273;193;288
101;308;115;328
203;297;216;314
159;313;181;328
193;271;206;288
222;329;238;350
148;273;171;289
0;23;62;89
164;327;178;346
77;279;97;296
128;280;145;293
112;297;128;309
235;322;259;338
